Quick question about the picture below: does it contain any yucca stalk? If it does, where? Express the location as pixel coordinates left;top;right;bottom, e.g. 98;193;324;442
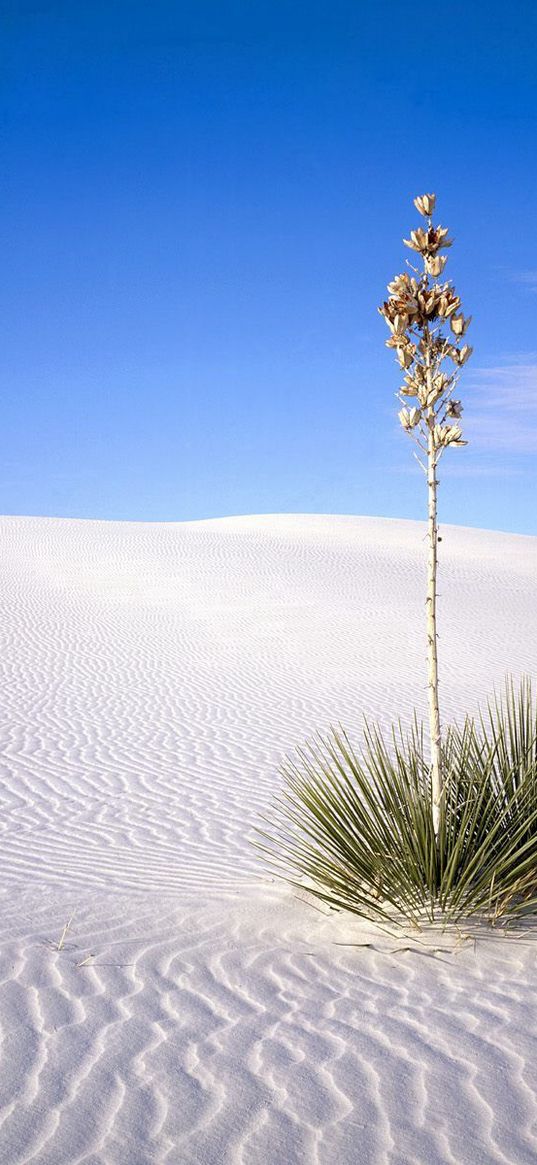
379;194;472;835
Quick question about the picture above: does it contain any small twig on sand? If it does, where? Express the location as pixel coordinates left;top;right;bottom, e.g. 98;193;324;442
57;914;75;951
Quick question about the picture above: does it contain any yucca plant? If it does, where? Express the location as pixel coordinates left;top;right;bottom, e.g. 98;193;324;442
258;194;535;928
258;679;537;927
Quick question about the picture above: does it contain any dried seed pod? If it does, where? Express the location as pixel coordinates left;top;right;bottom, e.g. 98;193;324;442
450;313;472;336
437;290;461;318
425;254;448;277
414;193;436;217
453;345;473;366
397;346;415;369
446;399;463;418
399;407;421;431
434;423;467;448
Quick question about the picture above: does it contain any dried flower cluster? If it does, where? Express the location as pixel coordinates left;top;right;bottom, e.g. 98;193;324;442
378;193;472;463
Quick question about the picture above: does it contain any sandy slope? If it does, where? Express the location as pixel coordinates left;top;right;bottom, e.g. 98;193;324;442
1;512;537;1164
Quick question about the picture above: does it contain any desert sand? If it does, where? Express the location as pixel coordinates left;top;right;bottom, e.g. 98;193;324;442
1;512;537;1164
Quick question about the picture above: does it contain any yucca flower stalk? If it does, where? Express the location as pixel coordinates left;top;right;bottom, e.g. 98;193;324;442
379;194;472;836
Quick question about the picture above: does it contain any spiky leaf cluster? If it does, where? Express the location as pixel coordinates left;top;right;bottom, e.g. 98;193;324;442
257;679;537;928
378;193;472;461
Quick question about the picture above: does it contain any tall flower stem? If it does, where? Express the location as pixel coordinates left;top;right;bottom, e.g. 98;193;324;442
426;420;442;835
378;192;472;840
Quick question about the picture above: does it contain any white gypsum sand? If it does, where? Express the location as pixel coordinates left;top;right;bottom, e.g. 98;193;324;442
1;512;537;1164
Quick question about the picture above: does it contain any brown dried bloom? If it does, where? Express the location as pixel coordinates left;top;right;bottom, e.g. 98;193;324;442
437;289;461;318
434;424;467;448
399;407;421;431
417;287;441;317
397;346;415;369
420;373;450;409
452;344;473;366
425;254;448;277
385;333;415;353
414;193;436;218
379;281;420;326
404;225;453;256
450;313;472;337
403;227;428;254
401;372;421;396
446;399;463;419
387;273;419;298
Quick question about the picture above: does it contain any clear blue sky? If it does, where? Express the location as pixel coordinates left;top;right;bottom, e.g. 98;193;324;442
2;1;537;533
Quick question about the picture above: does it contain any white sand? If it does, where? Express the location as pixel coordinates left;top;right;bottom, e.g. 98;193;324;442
1;512;537;1164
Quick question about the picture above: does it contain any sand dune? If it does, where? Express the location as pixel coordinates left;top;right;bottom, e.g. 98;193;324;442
1;513;537;1163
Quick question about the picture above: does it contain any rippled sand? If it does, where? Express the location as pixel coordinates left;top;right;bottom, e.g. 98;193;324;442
1;513;537;1163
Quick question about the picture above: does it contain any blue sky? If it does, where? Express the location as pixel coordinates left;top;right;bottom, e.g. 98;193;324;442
2;1;537;533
